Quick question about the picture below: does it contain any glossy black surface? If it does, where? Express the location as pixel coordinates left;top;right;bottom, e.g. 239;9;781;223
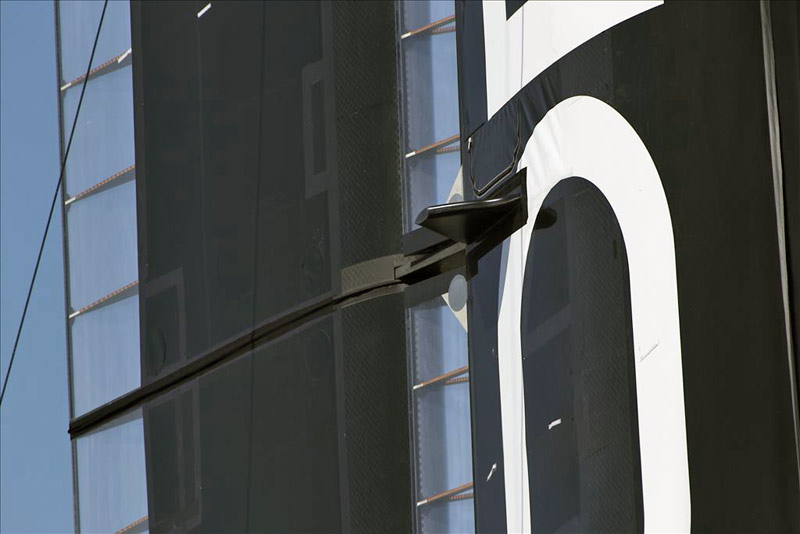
416;194;523;245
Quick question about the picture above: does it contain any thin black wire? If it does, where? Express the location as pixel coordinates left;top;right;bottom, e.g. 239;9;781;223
0;0;109;407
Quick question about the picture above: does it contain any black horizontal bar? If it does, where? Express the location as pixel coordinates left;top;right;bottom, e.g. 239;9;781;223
68;280;406;437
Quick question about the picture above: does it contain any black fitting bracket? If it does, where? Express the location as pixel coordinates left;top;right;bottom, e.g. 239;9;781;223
397;168;529;283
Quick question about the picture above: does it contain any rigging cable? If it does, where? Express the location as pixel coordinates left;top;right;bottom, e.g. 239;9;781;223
0;0;109;407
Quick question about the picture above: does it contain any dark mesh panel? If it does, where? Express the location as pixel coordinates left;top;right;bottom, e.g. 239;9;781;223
249;321;341;534
568;184;642;532
341;295;410;533
521;178;643;534
134;3;411;532
331;1;403;268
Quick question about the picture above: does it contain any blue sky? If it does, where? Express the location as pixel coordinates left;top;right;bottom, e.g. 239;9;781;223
1;1;74;532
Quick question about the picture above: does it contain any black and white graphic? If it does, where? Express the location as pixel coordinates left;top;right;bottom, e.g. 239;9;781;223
459;1;800;532
499;96;689;533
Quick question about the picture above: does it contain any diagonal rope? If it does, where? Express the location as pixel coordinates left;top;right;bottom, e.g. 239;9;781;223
0;0;109;407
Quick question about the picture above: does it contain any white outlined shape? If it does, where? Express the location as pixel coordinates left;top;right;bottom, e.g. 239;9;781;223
497;96;691;533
